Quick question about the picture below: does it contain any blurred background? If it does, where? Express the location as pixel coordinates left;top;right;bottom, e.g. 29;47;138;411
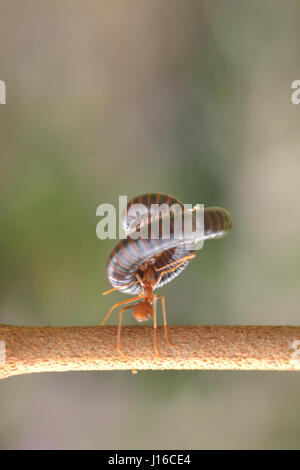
1;0;300;450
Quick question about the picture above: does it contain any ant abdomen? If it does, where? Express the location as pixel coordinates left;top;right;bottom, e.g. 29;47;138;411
132;301;153;323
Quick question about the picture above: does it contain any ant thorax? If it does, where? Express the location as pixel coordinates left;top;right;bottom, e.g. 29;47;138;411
136;262;156;299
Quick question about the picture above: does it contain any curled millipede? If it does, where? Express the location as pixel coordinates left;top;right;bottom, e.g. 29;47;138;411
101;193;232;364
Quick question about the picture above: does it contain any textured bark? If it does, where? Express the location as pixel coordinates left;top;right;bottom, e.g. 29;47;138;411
1;324;300;379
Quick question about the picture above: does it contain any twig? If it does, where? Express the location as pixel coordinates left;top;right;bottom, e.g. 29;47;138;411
1;324;300;379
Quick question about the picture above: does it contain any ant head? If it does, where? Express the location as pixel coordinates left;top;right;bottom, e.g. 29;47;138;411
132;300;153;323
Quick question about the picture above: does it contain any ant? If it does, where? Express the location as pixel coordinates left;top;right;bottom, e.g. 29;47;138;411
101;253;195;363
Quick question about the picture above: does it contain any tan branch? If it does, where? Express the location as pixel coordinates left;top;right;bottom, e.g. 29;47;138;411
1;324;300;379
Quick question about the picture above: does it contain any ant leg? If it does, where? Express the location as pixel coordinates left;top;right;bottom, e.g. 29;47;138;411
135;272;144;287
156;295;173;348
153;254;196;273
154;257;194;289
102;280;140;296
117;306;133;356
100;295;143;327
152;296;160;356
117;305;137;374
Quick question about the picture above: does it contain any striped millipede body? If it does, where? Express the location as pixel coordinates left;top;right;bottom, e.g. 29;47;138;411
102;193;232;362
106;193;232;295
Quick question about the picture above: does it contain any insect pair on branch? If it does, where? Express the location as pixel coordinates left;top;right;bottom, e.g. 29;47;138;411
101;193;232;364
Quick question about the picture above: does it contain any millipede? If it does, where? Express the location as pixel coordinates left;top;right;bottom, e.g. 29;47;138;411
101;193;232;362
